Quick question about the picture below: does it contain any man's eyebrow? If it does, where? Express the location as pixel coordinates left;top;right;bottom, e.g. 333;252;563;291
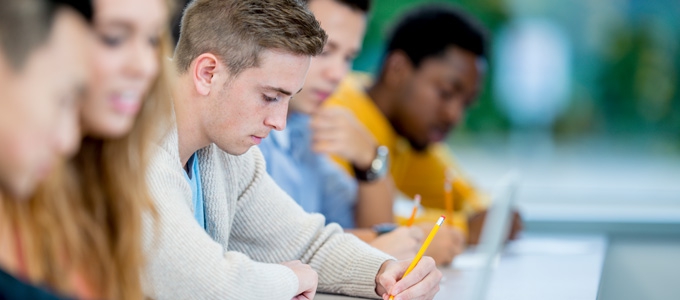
263;85;303;96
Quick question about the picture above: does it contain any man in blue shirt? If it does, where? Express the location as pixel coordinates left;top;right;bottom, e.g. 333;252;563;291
259;0;424;260
262;113;357;228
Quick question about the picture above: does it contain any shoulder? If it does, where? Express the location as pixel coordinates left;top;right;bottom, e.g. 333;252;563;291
146;140;192;211
147;127;182;173
326;72;372;107
147;131;183;182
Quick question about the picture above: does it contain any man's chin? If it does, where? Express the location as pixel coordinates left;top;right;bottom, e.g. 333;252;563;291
407;138;430;152
230;148;251;156
215;143;252;156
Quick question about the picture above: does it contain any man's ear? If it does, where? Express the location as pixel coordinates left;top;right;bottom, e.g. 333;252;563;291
383;50;414;88
192;53;220;96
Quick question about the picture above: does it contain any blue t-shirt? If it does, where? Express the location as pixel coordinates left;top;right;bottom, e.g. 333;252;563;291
259;113;357;228
183;153;205;229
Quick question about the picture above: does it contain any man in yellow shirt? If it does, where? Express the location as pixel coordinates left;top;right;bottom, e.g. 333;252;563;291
325;4;522;244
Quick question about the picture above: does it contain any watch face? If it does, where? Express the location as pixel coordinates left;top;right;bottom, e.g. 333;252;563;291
377;145;389;157
371;159;384;172
374;146;389;172
355;146;389;182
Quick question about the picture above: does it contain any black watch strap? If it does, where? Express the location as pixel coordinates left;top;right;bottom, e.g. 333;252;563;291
353;146;389;182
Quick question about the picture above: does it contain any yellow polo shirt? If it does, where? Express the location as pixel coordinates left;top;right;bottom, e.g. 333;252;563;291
324;73;488;234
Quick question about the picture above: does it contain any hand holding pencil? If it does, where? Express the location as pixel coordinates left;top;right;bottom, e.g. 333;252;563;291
374;217;445;300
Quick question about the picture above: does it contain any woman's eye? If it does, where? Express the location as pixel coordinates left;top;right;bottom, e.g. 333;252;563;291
149;35;161;48
100;34;123;47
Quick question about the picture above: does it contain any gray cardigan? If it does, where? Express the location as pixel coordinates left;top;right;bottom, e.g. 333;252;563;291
142;129;393;299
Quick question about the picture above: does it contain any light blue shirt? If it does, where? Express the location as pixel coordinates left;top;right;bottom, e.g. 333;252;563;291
183;153;205;229
259;113;358;228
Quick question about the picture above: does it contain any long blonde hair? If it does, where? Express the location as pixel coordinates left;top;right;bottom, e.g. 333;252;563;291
3;2;176;298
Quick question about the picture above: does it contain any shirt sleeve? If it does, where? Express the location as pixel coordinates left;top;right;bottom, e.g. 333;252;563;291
318;155;358;228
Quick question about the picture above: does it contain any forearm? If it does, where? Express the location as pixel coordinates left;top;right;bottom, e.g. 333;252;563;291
344;228;377;243
355;176;395;228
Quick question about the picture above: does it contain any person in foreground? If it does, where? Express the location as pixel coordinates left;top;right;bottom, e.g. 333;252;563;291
324;4;522;245
143;0;441;299
0;0;91;298
0;0;89;201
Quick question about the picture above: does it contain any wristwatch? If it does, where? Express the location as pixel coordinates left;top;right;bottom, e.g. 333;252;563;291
353;145;389;182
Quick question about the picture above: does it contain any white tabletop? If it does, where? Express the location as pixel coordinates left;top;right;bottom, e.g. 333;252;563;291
316;233;608;300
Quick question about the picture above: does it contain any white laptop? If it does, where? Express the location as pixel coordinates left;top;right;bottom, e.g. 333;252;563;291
462;171;521;300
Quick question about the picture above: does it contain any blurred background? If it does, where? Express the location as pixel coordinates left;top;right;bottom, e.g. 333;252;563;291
354;0;679;299
357;0;680;144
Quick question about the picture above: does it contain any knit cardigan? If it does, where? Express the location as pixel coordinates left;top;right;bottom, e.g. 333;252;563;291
142;129;393;299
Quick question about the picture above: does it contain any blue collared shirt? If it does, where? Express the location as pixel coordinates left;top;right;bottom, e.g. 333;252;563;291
259;113;357;228
183;153;205;229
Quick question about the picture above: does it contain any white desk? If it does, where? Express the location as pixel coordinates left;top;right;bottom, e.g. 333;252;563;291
317;234;608;300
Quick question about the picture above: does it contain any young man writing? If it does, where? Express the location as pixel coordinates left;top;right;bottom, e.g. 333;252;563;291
143;0;441;299
325;4;522;244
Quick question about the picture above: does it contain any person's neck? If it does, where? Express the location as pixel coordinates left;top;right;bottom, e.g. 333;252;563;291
174;76;211;168
367;81;396;120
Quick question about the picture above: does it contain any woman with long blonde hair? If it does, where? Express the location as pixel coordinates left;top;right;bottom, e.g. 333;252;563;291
0;0;176;298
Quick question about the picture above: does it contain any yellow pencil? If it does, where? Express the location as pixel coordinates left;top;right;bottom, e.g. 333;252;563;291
388;216;446;300
406;194;420;227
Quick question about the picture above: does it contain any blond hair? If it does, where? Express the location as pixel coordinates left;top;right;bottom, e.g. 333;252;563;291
3;3;176;299
174;0;327;76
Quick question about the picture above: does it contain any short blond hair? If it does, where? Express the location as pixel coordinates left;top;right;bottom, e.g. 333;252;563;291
175;0;327;76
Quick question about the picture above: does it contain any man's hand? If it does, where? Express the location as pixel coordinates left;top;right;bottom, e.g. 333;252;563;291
375;258;442;300
281;260;318;300
310;107;377;169
416;223;465;265
467;210;523;245
370;226;424;260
